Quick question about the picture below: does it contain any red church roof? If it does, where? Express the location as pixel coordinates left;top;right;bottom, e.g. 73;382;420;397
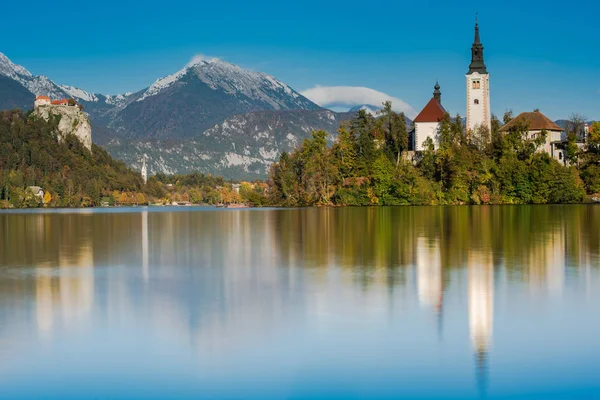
51;99;68;105
36;95;50;100
414;98;446;123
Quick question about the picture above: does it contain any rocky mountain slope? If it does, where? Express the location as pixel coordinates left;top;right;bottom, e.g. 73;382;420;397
106;109;355;180
33;105;92;150
110;58;321;139
0;52;358;178
0;75;34;110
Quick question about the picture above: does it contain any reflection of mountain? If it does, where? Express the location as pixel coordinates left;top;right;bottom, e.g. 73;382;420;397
35;220;95;337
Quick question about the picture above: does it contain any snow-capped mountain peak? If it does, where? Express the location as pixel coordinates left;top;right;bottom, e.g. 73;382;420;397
136;57;316;111
0;51;137;108
58;85;99;102
137;65;189;102
0;52;68;99
0;52;33;79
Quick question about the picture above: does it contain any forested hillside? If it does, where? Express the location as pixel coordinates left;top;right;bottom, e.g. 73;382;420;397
0;109;143;207
268;104;600;206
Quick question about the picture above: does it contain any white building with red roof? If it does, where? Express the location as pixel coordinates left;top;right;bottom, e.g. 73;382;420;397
34;95;51;107
34;96;74;108
412;82;447;151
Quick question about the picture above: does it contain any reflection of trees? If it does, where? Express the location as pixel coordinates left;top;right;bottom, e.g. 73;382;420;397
0;206;599;375
271;205;600;289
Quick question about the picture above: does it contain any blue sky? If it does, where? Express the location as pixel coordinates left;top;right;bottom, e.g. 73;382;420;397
1;0;598;120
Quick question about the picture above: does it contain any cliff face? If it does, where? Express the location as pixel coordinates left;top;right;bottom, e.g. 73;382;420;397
33;105;92;150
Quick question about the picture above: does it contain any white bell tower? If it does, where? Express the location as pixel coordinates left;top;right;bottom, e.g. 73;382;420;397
466;19;491;133
141;154;148;184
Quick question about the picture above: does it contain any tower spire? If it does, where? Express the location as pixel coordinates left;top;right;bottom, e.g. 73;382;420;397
474;14;481;44
468;18;487;74
433;80;441;104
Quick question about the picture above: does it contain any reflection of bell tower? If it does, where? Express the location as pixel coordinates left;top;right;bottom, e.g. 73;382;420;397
468;251;493;395
142;211;149;281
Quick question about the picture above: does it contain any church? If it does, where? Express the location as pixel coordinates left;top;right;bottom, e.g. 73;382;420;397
410;20;491;151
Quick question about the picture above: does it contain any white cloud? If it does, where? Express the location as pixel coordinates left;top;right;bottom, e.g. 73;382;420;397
301;85;416;118
186;53;220;67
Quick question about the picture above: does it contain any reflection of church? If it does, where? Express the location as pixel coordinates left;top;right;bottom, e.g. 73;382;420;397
468;250;494;394
417;237;443;312
415;239;494;393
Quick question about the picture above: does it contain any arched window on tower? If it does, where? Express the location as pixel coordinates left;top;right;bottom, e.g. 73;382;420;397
474;99;479;105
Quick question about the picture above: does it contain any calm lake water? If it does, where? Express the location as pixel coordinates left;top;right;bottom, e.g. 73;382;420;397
0;205;599;399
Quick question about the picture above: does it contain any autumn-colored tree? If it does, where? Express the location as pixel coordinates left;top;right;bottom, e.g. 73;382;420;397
43;191;52;205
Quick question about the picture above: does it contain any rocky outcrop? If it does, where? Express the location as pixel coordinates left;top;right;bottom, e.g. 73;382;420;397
33;105;92;150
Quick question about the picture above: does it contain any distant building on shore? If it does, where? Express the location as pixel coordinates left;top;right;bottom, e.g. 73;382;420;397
27;186;45;202
500;110;566;161
500;110;593;165
34;96;51;107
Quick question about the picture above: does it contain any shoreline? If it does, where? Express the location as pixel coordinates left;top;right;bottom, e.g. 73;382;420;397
1;202;599;214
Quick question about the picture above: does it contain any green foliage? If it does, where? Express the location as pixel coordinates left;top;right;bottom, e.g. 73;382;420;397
579;121;600;194
1;105;592;209
267;107;591;207
378;101;408;165
0;110;144;208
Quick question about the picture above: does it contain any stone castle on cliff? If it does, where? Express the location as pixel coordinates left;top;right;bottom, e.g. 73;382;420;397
33;95;92;150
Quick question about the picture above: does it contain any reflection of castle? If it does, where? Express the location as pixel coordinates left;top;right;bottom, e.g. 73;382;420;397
36;234;95;337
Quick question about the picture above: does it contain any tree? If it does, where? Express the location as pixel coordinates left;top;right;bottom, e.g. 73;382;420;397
378;101;408;165
579;121;600;193
43;191;52;205
418;137;436;180
565;132;580;166
470;124;491;152
331;125;357;177
136;193;146;205
23;187;41;208
351;110;377;176
372;153;394;204
565;113;587;142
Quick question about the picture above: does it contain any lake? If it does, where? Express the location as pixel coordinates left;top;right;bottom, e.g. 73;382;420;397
0;205;599;399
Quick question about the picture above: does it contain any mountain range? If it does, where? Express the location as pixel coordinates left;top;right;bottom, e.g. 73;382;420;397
0;52;356;178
